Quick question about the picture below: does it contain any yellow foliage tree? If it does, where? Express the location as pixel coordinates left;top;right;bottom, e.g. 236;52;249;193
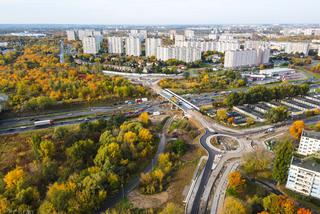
4;167;25;189
216;108;228;122
160;203;183;214
223;196;247;214
289;120;305;139
139;128;153;142
139;112;149;125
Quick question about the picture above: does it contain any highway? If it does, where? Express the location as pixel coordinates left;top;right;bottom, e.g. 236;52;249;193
0;101;163;135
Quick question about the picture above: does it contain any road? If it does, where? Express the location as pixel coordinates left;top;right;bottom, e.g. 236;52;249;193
0;102;163;135
96;116;174;213
188;129;219;214
211;160;240;214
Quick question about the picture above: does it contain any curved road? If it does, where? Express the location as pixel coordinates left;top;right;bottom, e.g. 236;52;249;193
190;129;220;214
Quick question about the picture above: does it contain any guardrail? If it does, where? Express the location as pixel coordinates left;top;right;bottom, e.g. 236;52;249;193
164;89;200;111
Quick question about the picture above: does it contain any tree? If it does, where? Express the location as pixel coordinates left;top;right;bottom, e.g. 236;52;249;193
289;120;305;139
39;140;56;160
265;106;289;123
241;150;272;178
160;203;183;214
223;196;247;214
272;140;294;184
66;139;97;167
216;108;228;122
297;208;312;214
171;139;186;156
227;171;245;195
4;167;25;189
139;112;149;125
246;117;255;126
262;194;295;214
138;128;153;142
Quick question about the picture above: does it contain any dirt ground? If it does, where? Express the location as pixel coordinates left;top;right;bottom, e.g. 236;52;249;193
128;190;169;209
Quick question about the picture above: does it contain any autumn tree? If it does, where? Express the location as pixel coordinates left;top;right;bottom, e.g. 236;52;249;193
139;112;150;125
227;171;245;196
297;208;312;214
4;167;25;189
241;150;272;178
289;120;305;139
216;108;228;122
160;203;183;214
223;196;247;214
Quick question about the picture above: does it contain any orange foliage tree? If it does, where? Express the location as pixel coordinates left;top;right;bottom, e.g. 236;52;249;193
289;120;305;139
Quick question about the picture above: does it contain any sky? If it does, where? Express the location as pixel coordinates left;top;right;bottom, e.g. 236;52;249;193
1;0;320;25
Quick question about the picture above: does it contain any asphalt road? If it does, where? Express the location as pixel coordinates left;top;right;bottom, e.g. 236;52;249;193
190;129;220;214
0;102;164;135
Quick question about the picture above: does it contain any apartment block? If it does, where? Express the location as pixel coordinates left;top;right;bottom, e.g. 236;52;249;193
286;156;320;199
108;37;124;54
145;38;162;57
82;36;101;55
125;37;142;56
298;130;320;156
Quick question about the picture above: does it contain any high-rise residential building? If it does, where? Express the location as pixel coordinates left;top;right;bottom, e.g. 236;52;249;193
286;156;320;200
297;130;320;156
175;41;216;52
285;42;310;55
145;38;162;57
66;30;77;41
129;30;147;40
78;29;94;41
125;37;142;56
156;46;201;63
169;30;176;40
224;48;270;68
208;34;218;40
216;41;240;53
244;41;269;49
175;35;185;45
184;30;195;39
107;37;124;54
82;36;101;55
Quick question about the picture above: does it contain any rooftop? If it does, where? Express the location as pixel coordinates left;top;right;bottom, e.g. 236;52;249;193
302;130;320;140
292;156;320;173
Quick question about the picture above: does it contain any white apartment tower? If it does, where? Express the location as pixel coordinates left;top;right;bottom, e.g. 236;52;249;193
297;130;320;156
145;38;162;57
82;36;101;55
224;48;270;68
156;46;201;63
216;41;240;53
125;37;142;56
285;42;310;55
286;157;320;200
108;37;124;54
66;30;76;41
184;30;195;39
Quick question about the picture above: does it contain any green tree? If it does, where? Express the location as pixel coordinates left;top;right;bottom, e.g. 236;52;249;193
272;140;294;184
265;106;289;123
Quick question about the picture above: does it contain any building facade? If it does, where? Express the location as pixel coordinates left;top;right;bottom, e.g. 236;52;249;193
125;37;142;56
298;130;320;156
108;37;124;54
66;30;77;41
285;42;310;55
224;48;270;68
145;38;162;57
156;46;201;63
286;157;320;199
82;36;101;55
